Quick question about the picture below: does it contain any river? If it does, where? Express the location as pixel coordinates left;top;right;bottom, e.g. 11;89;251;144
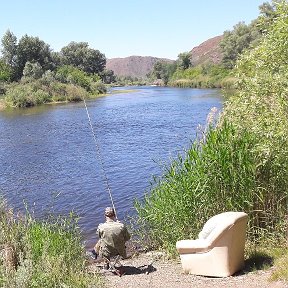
0;86;223;248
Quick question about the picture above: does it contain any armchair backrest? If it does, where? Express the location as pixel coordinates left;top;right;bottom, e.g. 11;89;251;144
198;211;248;245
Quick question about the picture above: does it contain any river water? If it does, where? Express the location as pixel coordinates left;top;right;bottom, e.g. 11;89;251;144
0;86;223;247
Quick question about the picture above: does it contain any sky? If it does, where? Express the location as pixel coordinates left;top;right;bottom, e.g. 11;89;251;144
1;0;266;60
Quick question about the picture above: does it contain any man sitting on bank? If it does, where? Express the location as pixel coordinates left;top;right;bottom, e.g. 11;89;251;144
92;207;130;268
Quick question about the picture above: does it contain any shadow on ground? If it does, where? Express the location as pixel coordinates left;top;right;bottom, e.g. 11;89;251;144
122;264;157;275
234;252;274;276
245;253;273;271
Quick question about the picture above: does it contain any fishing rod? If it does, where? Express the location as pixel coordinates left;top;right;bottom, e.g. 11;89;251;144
82;97;118;220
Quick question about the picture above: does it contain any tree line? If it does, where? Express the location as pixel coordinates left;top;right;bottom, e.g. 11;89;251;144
0;32;115;83
0;32;116;107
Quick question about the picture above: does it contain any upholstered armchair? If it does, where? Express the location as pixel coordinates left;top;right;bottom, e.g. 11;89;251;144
176;211;248;277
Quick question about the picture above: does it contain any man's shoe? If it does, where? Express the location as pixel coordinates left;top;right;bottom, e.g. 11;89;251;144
90;249;98;260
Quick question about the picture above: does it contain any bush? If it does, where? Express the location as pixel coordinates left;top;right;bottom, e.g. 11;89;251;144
65;84;88;101
169;64;230;88
0;199;102;287
5;84;41;107
89;81;106;95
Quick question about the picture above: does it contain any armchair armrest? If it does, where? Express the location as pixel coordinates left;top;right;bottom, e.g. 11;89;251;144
176;239;211;254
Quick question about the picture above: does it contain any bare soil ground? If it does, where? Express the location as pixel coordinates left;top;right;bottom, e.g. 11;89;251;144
87;251;288;288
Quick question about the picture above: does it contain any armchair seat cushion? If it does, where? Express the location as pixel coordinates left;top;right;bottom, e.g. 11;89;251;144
176;239;211;253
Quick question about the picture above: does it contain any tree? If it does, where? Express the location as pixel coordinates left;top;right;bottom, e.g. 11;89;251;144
256;1;278;33
1;30;17;67
55;65;90;90
100;69;116;84
0;59;12;81
150;60;176;85
177;52;191;70
220;21;261;69
60;42;106;75
22;61;43;79
1;30;18;80
220;1;280;69
16;34;53;79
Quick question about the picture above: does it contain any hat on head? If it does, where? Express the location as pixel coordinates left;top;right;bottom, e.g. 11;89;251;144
105;207;115;217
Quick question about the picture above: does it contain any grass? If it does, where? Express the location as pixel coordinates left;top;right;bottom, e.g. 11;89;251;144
244;245;288;282
270;249;288;282
0;199;103;288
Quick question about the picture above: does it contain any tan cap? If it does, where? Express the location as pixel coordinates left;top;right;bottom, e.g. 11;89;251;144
105;207;115;217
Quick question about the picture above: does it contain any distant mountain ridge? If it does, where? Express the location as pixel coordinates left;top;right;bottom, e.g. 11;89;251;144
106;35;224;78
106;56;173;78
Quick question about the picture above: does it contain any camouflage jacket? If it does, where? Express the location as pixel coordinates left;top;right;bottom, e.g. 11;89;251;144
97;220;130;258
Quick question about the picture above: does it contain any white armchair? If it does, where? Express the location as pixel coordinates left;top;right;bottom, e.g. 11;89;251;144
176;211;248;277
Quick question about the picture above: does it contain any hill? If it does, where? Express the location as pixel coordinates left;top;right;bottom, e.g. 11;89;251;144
106;56;174;78
189;35;223;66
106;35;224;79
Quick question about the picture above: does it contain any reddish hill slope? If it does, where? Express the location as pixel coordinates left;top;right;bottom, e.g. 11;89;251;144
106;56;173;78
106;35;224;78
189;35;223;66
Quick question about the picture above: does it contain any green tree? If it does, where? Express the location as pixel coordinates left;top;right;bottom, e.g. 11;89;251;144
177;52;191;70
55;65;90;90
1;30;17;67
16;34;53;80
60;42;106;75
223;0;288;243
22;61;43;79
150;60;176;85
220;21;261;69
256;1;278;32
100;69;116;84
1;30;18;80
0;59;12;81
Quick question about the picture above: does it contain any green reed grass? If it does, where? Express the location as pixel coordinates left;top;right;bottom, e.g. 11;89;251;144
134;122;254;253
0;200;102;288
133;120;287;256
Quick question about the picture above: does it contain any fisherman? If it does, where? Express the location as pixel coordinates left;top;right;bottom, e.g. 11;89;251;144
91;207;130;268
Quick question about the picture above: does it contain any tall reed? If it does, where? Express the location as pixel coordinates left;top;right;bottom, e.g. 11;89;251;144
134;121;264;254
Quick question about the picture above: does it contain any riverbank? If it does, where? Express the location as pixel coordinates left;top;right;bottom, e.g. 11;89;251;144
87;251;288;288
0;88;139;112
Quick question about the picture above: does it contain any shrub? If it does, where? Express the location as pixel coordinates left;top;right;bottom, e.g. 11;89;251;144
5;84;37;107
0;199;102;287
65;84;88;102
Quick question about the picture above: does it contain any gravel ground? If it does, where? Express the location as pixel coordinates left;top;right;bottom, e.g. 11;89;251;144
87;252;288;288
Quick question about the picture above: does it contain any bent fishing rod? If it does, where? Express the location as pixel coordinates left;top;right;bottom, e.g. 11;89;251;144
83;97;118;220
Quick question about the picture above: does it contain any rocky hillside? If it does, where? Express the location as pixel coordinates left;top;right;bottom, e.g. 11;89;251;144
106;56;173;78
189;35;223;66
106;35;224;78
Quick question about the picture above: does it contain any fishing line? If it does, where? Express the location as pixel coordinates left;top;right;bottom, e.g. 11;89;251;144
83;97;118;219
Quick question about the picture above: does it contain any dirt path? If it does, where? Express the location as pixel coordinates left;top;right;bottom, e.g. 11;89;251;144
87;252;287;288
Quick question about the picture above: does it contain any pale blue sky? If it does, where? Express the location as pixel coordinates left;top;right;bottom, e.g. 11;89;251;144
1;0;265;60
